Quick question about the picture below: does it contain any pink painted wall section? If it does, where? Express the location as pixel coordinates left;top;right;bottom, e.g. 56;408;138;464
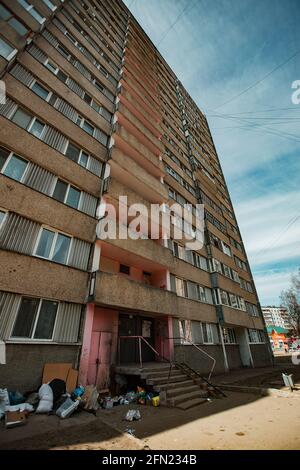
154;315;174;361
87;307;119;389
78;303;95;386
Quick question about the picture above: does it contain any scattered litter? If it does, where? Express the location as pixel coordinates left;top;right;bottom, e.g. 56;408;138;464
81;385;99;411
0;388;10;419
49;379;66;402
25;392;39;407
152;396;160;407
6;403;33;413
36;383;53;414
125;409;141;421
56;397;79;419
5;410;27;429
71;385;85;400
125;427;135;436
8;390;24;406
103;397;114;409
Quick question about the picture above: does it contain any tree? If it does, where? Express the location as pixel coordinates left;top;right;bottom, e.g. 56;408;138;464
280;269;300;337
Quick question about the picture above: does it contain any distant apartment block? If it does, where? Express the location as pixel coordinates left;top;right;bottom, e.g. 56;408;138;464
0;0;272;392
262;306;292;330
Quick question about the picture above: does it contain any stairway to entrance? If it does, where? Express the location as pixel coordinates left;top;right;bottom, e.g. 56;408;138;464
116;362;224;410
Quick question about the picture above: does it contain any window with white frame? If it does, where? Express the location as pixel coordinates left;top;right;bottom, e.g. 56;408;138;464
229;293;238;309
220;289;229;305
35;228;72;265
10;108;46;139
64;142;90;169
11;297;58;340
0;146;28;182
175;278;187;297
202;323;214;344
196;285;206;303
223;327;237;344
76;116;95;136
221;241;232;257
0;36;17;61
248;329;265;343
42;0;57;12
0;4;29;36
52;179;81;209
31;81;51;101
17;0;45;24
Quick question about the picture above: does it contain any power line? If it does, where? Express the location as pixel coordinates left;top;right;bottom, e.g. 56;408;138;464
157;0;199;46
211;47;300;111
207;112;300;144
256;212;300;256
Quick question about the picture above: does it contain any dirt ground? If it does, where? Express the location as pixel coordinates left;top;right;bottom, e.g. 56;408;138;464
1;390;300;450
1;364;300;450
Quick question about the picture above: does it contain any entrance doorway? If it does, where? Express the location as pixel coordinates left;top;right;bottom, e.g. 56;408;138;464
119;313;156;364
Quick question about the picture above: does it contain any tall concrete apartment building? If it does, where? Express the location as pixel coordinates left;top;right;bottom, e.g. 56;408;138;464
0;0;271;392
262;306;292;330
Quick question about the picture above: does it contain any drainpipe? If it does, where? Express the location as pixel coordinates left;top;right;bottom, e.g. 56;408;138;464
219;324;229;372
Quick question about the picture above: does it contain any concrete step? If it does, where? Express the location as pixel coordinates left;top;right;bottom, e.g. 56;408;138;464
166;384;200;398
146;374;189;385
141;369;183;380
177;397;208;410
153;379;196;392
168;389;208;407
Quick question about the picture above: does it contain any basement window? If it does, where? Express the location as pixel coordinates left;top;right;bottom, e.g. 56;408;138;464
119;264;130;275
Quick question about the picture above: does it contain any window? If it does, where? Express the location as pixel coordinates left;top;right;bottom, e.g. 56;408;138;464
35;228;72;264
248;329;265;344
65;142;80;162
0;146;10;171
76;117;95;136
202;323;214;344
229;293;238;309
52;179;81;209
11;108;32;129
42;0;57;11
29;119;45;138
223;328;237;344
220;289;229;306
221;241;232;257
119;264;130;275
11;297;58;340
175;278;187;297
2;154;28;182
0;5;29;36
196;285;206;302
65;142;89;168
31;82;50;100
18;0;45;24
0;37;17;61
45;60;58;74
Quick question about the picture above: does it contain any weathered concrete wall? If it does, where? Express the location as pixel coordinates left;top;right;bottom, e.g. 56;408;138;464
225;344;242;370
250;344;272;367
174;344;226;376
0;344;80;392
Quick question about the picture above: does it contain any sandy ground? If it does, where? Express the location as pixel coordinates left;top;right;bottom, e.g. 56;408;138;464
1;391;300;450
100;392;300;450
1;364;300;450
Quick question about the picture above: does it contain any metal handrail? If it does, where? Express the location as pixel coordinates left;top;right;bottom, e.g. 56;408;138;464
118;335;172;369
170;336;216;381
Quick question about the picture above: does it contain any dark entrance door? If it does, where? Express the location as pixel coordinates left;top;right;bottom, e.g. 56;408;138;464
119;314;156;364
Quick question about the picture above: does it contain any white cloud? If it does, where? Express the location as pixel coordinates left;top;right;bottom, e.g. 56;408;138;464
254;269;297;305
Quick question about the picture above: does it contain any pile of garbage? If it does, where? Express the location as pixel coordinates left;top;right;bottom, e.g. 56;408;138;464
100;386;160;410
0;380;101;429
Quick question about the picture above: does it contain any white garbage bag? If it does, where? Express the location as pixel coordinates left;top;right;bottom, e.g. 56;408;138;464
36;384;53;414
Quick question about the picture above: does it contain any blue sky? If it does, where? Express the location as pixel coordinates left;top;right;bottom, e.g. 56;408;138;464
124;0;300;305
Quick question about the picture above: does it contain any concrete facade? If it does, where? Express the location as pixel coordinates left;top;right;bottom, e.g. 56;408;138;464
0;0;271;392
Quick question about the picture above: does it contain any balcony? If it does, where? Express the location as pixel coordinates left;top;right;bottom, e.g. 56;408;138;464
94;271;177;315
222;305;264;329
109;147;168;203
